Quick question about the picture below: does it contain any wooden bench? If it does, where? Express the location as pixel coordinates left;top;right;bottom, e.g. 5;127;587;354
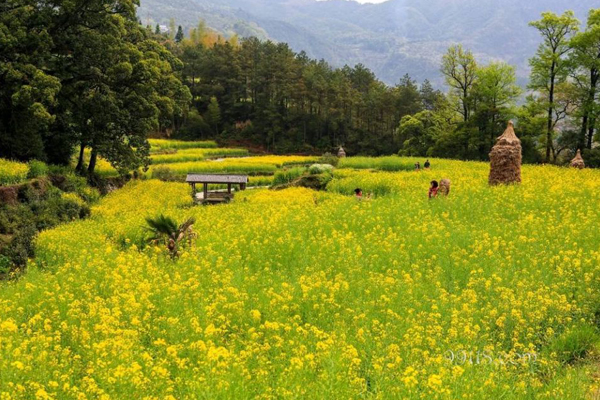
186;174;248;204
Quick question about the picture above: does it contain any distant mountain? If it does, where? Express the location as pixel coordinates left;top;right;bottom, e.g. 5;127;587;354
137;0;597;86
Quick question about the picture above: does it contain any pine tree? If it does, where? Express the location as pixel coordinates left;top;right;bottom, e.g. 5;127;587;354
175;26;184;43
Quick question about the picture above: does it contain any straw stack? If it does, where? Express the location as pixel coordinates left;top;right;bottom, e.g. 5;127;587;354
489;121;522;185
570;149;585;169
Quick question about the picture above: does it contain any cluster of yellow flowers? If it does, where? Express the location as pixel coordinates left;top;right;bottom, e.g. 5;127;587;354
0;158;29;185
1;159;600;398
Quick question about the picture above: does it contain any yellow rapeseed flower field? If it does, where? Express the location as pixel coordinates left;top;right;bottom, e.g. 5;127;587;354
1;158;600;398
0;159;29;185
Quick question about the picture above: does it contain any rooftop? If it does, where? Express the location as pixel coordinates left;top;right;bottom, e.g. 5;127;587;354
186;174;249;184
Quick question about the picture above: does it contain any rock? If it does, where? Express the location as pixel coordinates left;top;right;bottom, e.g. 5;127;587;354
489;121;522;185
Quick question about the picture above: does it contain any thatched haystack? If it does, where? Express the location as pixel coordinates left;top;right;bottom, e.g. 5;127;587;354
489;121;522;185
337;146;347;158
570;149;585;169
439;179;451;196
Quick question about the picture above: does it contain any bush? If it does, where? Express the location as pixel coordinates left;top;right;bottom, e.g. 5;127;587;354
1;224;37;267
27;160;49;179
308;164;334;175
550;324;599;364
583;148;600;168
152;167;180;182
273;167;305;186
318;152;339;167
78;187;101;203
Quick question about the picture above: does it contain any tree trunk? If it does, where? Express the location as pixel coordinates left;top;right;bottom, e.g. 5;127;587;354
75;143;86;172
463;87;469;122
546;63;556;163
87;148;98;174
587;68;599;149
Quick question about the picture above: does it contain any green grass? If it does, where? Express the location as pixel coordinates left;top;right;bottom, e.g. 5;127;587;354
150;148;249;165
149;139;218;152
339;156;422;171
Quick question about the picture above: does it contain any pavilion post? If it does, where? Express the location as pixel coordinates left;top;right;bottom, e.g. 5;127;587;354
203;183;208;200
227;183;232;194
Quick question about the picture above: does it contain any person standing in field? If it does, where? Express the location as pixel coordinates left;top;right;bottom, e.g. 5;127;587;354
415;162;421;171
428;180;439;199
354;188;363;200
424;160;431;169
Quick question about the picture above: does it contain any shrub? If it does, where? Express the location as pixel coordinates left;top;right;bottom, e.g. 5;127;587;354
152;167;180;182
273;167;305;186
318;152;339;167
583;148;600;168
27;160;49;179
308;164;334;175
1;224;37;267
0;254;11;275
78;187;101;203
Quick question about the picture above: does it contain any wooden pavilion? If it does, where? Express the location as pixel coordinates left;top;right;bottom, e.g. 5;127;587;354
186;174;248;204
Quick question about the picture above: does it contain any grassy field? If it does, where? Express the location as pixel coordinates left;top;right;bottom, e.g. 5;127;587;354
148;139;218;151
1;159;600;398
79;140;313;178
148;156;318;177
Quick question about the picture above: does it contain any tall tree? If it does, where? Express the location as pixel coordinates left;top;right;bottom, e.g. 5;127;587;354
570;9;600;150
473;62;521;148
206;96;222;135
0;1;61;161
169;18;176;40
441;45;477;122
175;25;184;43
529;11;579;162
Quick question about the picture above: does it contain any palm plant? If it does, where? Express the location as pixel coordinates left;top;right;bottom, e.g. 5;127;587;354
144;214;196;257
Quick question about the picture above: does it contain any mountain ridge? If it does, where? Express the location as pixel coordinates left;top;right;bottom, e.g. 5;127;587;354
138;0;597;86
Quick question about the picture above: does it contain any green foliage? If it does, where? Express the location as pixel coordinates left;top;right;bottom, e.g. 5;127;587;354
441;45;477;122
0;176;94;270
550;324;599;365
273;167;306;186
27;160;49;179
152;167;180;182
318;153;339;167
339;156;415;172
1;0;191;174
145;214;196;258
529;11;580;162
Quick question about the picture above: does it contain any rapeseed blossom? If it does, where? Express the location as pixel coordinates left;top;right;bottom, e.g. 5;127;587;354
0;161;599;398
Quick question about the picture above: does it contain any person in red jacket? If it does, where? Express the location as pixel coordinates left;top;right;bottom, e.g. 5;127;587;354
428;180;439;199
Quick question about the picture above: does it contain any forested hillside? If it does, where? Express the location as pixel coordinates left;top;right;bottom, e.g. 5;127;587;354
2;2;599;175
138;0;597;85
